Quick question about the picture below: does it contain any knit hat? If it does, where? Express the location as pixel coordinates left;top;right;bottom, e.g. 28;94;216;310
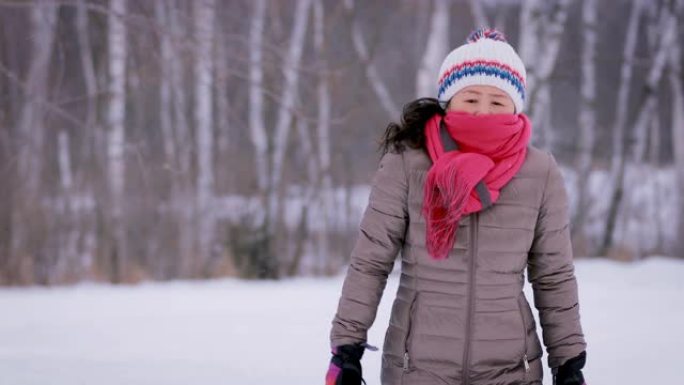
437;28;527;113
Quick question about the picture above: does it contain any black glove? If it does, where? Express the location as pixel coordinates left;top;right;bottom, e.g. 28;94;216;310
326;343;366;385
553;350;587;385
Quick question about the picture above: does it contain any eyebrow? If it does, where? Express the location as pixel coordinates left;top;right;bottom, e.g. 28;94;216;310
463;90;507;98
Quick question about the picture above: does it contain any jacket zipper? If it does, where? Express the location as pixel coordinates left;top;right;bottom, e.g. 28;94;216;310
462;212;479;385
403;293;419;372
517;295;530;374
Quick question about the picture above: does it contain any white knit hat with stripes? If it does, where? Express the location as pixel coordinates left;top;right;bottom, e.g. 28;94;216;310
437;28;527;113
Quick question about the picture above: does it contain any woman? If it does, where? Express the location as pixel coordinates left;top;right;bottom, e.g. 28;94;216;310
326;28;588;385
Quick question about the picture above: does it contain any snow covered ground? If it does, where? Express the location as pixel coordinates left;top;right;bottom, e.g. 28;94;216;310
1;257;682;385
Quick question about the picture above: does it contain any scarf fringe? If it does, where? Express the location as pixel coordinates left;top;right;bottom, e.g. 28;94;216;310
422;153;474;259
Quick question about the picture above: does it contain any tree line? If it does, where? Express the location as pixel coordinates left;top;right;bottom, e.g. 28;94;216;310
0;0;682;286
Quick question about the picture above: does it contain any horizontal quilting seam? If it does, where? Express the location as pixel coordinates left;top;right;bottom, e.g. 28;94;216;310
473;281;520;287
358;227;395;250
535;222;569;234
474;309;519;314
368;203;407;220
406;274;468;285
415;333;466;340
471;336;525;342
482;201;539;210
479;224;534;231
478;249;528;255
342;295;374;308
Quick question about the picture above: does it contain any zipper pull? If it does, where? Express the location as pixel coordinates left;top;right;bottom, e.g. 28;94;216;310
523;354;530;372
361;342;379;351
403;352;410;371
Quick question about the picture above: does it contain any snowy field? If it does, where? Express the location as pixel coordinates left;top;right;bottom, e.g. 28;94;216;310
1;257;682;385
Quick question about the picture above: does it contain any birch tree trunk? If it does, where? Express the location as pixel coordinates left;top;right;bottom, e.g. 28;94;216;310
169;3;191;180
193;0;216;276
244;0;277;278
155;1;175;165
648;114;663;252
76;0;98;163
249;0;268;196
215;21;231;172
416;0;450;98
631;2;677;164
154;1;185;277
518;0;541;94
601;0;675;257
15;0;57;195
572;0;597;256
106;0;128;282
669;13;684;257
288;117;319;276
268;0;313;246
343;0;400;119
598;0;642;258
168;2;194;277
74;0;98;278
609;0;642;176
523;0;572;149
56;129;79;282
313;0;333;273
10;1;58;284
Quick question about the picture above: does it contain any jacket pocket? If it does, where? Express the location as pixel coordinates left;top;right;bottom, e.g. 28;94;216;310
517;294;531;378
403;292;419;372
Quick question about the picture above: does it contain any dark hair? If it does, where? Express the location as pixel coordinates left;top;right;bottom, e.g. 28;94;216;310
378;97;445;155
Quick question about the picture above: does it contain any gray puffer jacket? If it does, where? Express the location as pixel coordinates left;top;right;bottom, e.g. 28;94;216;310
329;145;587;385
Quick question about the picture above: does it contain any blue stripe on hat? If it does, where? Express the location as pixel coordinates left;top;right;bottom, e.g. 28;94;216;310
438;63;526;101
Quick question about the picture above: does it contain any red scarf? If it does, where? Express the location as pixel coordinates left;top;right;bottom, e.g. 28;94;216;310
422;111;531;259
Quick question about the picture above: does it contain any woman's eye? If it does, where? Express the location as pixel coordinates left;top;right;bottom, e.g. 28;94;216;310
466;99;477;103
492;102;503;106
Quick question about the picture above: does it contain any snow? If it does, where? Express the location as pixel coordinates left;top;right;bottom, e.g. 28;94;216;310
560;164;680;255
1;257;682;385
214;160;680;259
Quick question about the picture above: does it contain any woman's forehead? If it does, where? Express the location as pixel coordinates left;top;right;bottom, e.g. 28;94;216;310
457;85;508;98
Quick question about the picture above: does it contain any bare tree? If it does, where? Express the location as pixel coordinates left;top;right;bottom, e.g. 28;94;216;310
155;1;175;166
14;1;57;195
519;0;572;149
215;12;231;171
169;1;195;277
268;0;313;239
288;115;319;276
601;0;676;257
609;0;642;178
572;0;597;255
9;1;58;282
631;1;677;164
313;0;333;274
242;0;275;278
518;0;541;78
249;0;269;195
416;0;450;98
343;0;400;119
667;1;684;256
193;0;217;276
76;0;99;160
106;0;128;282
